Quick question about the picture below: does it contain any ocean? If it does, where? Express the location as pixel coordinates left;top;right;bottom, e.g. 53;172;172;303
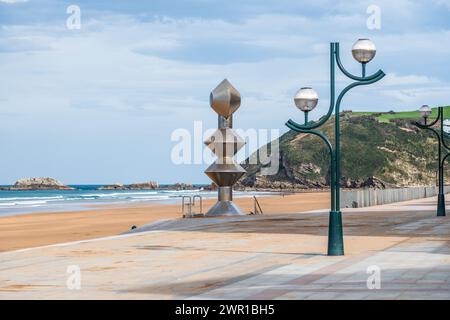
0;185;271;216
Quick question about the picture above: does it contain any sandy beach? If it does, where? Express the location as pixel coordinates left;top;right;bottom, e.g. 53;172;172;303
0;192;329;252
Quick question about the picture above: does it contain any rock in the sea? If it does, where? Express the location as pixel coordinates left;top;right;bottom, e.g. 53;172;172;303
97;181;202;191
97;183;125;190
5;177;75;190
127;181;160;189
98;181;159;190
170;183;194;190
203;182;217;191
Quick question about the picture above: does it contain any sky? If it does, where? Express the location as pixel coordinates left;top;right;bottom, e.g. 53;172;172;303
1;0;450;184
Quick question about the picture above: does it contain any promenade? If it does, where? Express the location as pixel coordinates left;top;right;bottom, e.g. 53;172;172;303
1;196;449;300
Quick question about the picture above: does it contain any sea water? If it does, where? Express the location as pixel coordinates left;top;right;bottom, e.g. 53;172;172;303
0;185;272;216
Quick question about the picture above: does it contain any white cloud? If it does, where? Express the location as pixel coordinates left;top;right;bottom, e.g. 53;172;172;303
1;11;449;120
383;73;434;86
381;86;450;105
1;1;450;182
433;0;450;10
0;0;28;3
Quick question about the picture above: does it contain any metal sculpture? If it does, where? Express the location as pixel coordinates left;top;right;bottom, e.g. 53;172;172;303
204;79;246;216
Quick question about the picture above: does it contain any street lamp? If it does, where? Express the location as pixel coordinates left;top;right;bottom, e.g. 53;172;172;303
419;105;432;124
414;106;448;217
286;40;385;256
352;39;376;77
294;87;318;124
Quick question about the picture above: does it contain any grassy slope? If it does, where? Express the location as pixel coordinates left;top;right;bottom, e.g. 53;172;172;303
352;106;450;123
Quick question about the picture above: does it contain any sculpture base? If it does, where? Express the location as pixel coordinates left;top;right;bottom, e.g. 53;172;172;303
205;200;245;216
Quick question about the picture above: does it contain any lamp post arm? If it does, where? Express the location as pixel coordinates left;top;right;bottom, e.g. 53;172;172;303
416;108;450;151
442;136;450;152
438;107;450;152
441;152;450;167
414;124;440;147
335;43;385;82
415;120;440;130
286;43;337;131
440;150;450;195
285;124;334;157
285;122;335;211
414;122;443;194
416;106;441;129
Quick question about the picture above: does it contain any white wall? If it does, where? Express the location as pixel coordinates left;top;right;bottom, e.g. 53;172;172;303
341;186;450;208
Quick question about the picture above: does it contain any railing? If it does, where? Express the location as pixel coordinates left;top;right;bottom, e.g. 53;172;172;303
181;196;193;218
193;195;203;215
252;196;263;214
182;195;203;218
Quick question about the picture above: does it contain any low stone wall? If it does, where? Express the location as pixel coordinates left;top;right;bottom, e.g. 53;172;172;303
341;186;450;208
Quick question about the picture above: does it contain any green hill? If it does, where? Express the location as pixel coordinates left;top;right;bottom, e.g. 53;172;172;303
240;108;450;189
351;106;450;123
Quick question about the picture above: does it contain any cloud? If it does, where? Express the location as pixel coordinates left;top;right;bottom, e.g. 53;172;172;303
1;10;449;119
0;0;28;3
1;1;450;182
381;86;450;106
382;73;434;86
433;0;450;10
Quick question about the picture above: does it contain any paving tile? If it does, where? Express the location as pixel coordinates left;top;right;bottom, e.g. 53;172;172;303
1;197;450;300
306;292;340;300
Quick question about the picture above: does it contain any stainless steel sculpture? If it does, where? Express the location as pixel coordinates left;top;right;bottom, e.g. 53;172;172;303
204;79;246;216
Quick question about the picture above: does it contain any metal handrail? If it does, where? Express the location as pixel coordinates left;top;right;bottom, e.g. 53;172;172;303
181;196;192;218
182;195;204;218
192;195;203;215
253;196;263;214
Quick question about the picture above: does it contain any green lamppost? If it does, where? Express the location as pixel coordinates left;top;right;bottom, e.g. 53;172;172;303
285;39;385;256
415;105;448;216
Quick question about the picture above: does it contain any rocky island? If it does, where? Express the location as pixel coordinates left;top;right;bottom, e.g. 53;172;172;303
1;177;75;190
98;181;159;190
97;182;198;191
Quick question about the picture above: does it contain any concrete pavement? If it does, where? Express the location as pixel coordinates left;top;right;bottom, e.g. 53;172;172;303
0;196;449;299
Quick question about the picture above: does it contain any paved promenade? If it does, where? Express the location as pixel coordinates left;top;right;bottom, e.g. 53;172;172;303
1;197;449;299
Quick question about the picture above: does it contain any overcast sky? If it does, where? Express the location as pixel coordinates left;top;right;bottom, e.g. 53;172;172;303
1;0;450;184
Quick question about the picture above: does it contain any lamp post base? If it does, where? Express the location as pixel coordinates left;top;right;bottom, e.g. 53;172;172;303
328;211;344;256
437;193;446;217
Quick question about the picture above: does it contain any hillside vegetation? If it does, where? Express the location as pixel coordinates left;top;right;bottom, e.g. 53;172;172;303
240;108;450;189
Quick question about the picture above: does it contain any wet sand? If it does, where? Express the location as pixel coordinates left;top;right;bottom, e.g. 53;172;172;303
0;192;329;252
